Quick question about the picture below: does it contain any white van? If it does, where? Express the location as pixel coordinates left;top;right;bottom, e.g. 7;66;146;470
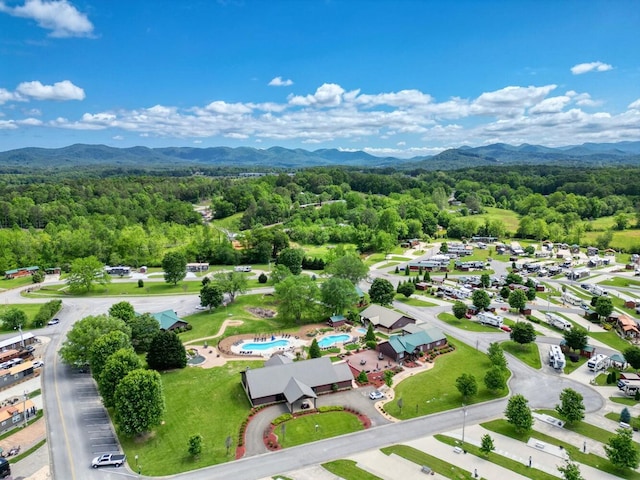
234;266;252;272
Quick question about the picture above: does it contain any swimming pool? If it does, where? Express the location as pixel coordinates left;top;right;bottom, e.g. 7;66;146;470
242;339;291;351
355;327;367;334
318;334;351;348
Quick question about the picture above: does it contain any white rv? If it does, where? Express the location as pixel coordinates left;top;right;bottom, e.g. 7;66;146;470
561;292;582;306
587;354;609;372
477;312;503;328
545;313;572;331
548;345;566;370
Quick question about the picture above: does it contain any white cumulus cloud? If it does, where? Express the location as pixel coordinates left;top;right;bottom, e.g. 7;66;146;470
268;76;293;87
628;99;640;110
16;80;85;101
0;0;94;37
288;83;346;107
570;61;613;75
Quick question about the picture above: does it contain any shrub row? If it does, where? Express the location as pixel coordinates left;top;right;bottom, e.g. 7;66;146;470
318;405;344;413
32;300;62;328
272;413;293;426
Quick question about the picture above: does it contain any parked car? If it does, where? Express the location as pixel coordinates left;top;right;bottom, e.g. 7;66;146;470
91;453;126;468
33;360;44;368
195;305;207;311
369;390;385;400
47;318;59;326
500;325;512;332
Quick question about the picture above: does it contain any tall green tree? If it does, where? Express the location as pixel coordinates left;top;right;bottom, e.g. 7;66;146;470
480;273;491;288
505;394;533;433
605;428;639;470
365;323;376;342
146;331;187;371
200;283;224;311
510;322;536;347
555;388;585;424
558;461;584;480
487;342;507;369
114;369;165;436
162;251;187;285
455;373;478;400
89;331;132;380
563;326;588;352
484;366;507;392
274;275;320;324
98;348;143;408
0;308;27;330
127;313;161;353
325;254;369;285
480;434;495;457
67;256;110;292
276;247;305;275
595;296;613;321
508;289;527;311
397;281;416;298
212;271;248;303
109;301;135;322
472;289;491;310
309;338;321;358
321;277;359;314
624;346;640;371
368;278;395;305
452;301;467;319
60;315;131;367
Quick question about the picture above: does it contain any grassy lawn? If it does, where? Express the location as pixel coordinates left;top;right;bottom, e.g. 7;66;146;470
395;297;437;307
437;312;503;333
179;294;287;342
590;331;632;352
605;412;640;430
119;360;262;476
600;277;640;288
278;411;364;448
35;280;204;297
384;338;508;419
380;444;474;479
298;243;359;260
583;229;640;252
435;434;558;480
563;355;588;375
0;303;46;330
322;460;383;480
501;341;541;369
209;213;242;231
471;207;521;234
482;418;640;480
610;396;639;406
0;276;34;291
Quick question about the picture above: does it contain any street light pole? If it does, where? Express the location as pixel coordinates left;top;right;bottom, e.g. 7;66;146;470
15;324;24;348
461;404;467;447
22;390;28;428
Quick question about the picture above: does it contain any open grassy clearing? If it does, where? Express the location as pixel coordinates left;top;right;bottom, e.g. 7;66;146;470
435;434;557;480
119;360;262;476
383;338;508;419
599;276;640;288
322;460;383;480
590;331;633;352
395;296;437;307
583;229;640;252
380;444;474;479
0;276;34;291
209;213;242;231
278;411;364;448
501;340;541;369
469;207;521;234
437;312;504;333
609;396;639;406
0;303;46;330
482;418;640;480
605;412;640;430
563;355;588;375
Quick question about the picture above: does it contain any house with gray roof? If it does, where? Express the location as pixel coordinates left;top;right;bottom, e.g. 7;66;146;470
377;324;447;363
240;356;353;411
359;304;415;333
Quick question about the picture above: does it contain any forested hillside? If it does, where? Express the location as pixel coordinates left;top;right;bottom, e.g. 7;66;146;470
0;164;639;274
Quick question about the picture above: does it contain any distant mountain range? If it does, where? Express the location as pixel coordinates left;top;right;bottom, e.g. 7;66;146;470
1;141;640;171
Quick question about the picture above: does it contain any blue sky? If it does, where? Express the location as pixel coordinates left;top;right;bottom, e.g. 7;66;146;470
1;0;639;157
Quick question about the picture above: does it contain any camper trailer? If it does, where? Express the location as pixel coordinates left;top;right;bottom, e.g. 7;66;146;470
561;292;582;306
587;354;609;372
545;313;572;331
548;345;566;370
477;312;503;328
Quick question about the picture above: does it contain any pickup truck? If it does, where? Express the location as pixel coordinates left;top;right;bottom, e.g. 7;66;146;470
91;453;126;468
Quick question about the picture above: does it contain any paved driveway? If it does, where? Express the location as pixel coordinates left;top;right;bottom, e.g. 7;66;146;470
244;385;392;456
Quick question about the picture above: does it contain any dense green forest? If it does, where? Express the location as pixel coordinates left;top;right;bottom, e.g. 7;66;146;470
0;164;639;274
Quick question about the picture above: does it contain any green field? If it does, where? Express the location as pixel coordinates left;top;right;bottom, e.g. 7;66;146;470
322;460;383;480
437;312;504;333
278;411;364;448
470;207;521;234
395;297;437;307
0;303;48;331
119;360;262;476
582;229;640;252
383;338;508;419
501;340;541;369
0;276;35;291
380;445;474;479
600;276;640;288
